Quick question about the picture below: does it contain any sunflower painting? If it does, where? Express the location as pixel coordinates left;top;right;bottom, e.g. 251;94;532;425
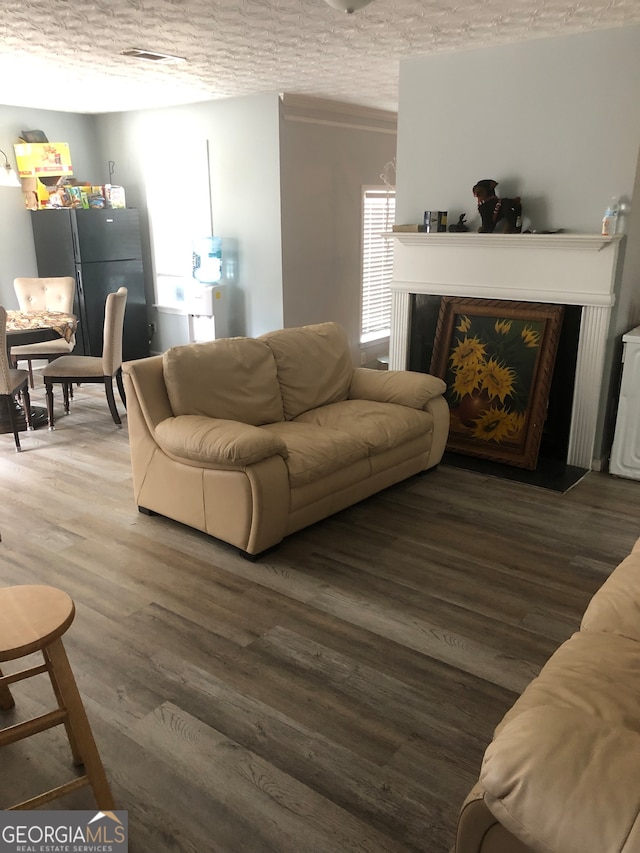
430;297;564;470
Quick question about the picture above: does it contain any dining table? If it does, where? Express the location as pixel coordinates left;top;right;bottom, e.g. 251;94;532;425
4;309;79;433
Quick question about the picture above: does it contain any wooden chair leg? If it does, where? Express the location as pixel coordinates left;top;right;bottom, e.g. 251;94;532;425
45;639;115;809
62;382;70;414
27;359;34;390
0;665;15;710
22;386;32;431
116;369;126;409
45;381;55;430
104;378;122;426
5;395;21;451
43;647;83;766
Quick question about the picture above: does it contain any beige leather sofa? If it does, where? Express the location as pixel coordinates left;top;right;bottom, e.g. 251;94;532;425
122;322;449;556
456;537;640;853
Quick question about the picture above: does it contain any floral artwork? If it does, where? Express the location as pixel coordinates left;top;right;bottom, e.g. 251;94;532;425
430;297;564;469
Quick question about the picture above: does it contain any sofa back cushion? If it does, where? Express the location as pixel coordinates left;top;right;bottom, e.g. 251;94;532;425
162;338;284;425
261;322;353;420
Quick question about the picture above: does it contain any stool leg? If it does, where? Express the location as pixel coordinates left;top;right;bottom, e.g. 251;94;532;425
44;648;83;766
0;665;15;710
45;639;115;809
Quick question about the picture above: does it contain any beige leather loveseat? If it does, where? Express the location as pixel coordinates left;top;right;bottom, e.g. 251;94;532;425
123;322;449;556
456;537;640;853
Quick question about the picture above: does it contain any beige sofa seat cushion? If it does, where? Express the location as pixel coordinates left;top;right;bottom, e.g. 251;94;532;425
262;421;368;487
581;538;640;641
156;416;287;468
294;399;433;455
349;367;446;408
42;355;104;377
496;631;640;738
261;322;353;419
163;338;284;425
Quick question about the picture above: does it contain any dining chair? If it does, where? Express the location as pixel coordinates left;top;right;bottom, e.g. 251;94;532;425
10;277;77;388
0;306;33;451
42;287;128;429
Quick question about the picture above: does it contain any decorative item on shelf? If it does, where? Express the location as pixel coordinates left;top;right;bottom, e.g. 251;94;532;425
0;148;21;187
473;179;522;233
392;223;427;232
449;213;470;232
423;210;448;233
601;196;620;236
616;198;631;235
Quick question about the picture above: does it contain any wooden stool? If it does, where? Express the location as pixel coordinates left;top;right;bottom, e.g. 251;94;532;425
0;585;114;810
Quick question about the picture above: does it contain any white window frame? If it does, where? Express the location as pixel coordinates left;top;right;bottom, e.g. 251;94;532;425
360;186;396;344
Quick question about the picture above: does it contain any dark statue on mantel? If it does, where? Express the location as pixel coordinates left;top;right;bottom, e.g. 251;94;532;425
448;213;469;232
472;179;522;233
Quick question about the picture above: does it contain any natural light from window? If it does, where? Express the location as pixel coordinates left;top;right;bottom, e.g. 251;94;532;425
361;187;395;344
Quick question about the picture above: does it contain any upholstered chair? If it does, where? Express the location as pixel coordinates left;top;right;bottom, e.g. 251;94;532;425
42;287;127;429
10;277;77;388
0;306;32;451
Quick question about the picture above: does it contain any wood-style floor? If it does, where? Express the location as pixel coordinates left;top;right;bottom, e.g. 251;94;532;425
1;381;638;852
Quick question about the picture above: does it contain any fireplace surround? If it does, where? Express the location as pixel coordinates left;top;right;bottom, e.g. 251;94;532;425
386;233;624;470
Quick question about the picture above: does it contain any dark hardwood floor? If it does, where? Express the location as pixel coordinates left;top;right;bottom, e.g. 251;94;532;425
1;381;638;852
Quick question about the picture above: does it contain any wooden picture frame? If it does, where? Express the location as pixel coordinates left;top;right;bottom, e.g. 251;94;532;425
430;297;564;470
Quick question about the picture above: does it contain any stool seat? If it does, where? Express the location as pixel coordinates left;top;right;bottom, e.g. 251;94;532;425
0;583;114;810
0;585;75;661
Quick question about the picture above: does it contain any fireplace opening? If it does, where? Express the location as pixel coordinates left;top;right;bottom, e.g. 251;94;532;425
409;294;583;471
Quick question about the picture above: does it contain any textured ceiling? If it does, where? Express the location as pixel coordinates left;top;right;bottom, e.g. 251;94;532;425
1;0;639;114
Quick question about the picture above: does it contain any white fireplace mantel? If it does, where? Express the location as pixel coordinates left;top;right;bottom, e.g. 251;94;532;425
384;232;624;469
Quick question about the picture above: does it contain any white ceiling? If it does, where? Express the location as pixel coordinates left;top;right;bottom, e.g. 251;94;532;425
1;0;639;115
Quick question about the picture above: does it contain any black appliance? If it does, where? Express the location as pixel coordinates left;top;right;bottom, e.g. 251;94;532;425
30;208;150;360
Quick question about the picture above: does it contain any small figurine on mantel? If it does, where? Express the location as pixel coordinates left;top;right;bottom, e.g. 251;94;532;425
472;179;522;233
448;213;470;232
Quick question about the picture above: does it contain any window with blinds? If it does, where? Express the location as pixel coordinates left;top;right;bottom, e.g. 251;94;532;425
361;187;396;343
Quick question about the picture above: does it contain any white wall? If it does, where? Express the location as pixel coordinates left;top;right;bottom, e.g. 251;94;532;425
279;96;397;360
94;94;283;351
0;107;101;307
0;94;397;361
397;26;640;235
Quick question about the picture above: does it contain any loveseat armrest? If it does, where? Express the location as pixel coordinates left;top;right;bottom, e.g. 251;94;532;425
155;415;288;469
481;705;640;853
349;367;446;410
123;356;174;433
455;782;501;853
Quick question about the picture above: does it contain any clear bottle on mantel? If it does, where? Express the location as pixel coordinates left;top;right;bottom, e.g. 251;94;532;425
602;197;619;236
617;199;631;235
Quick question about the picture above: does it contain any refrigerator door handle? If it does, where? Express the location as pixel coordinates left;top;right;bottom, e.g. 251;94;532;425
76;268;83;295
71;226;79;262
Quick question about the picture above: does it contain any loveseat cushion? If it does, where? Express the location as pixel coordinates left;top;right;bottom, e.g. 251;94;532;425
262;421;369;486
156;415;287;468
294;399;433;455
162;338;284;425
581;538;640;641
349;368;446;408
261;322;353;420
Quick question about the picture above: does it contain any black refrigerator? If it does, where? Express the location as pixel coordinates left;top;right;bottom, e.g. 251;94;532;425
30;208;150;360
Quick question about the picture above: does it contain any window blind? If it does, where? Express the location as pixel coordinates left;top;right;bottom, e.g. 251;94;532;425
361;188;396;343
